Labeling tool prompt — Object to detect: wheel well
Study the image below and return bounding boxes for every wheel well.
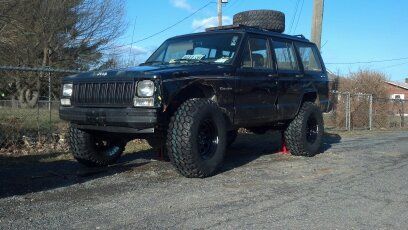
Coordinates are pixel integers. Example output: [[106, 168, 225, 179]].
[[166, 85, 215, 117], [302, 92, 318, 104], [164, 85, 233, 130], [295, 92, 318, 116]]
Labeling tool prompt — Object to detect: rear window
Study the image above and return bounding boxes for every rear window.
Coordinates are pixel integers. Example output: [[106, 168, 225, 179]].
[[273, 41, 299, 71], [297, 45, 322, 72]]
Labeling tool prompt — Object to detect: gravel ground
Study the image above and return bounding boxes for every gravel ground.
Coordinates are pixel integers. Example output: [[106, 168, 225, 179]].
[[0, 131, 408, 229]]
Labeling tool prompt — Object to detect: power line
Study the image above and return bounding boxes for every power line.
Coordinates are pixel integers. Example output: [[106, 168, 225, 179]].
[[112, 1, 215, 50], [292, 0, 305, 33], [288, 0, 301, 34], [379, 61, 408, 70], [128, 16, 138, 58], [326, 57, 408, 65], [224, 0, 242, 13]]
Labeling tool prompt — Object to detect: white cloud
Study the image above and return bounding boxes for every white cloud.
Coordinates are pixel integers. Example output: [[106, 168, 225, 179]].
[[170, 0, 193, 11], [128, 46, 150, 56], [192, 16, 232, 31], [116, 45, 150, 56]]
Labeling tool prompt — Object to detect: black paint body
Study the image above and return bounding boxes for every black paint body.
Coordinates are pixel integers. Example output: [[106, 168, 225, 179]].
[[60, 27, 330, 135]]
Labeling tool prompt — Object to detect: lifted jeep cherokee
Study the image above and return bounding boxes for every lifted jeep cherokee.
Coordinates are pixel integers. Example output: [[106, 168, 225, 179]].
[[60, 11, 330, 178]]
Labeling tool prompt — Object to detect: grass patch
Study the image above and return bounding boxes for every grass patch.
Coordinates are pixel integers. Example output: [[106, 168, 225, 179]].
[[0, 108, 62, 132]]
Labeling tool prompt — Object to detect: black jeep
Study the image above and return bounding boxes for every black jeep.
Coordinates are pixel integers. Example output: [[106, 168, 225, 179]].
[[60, 10, 330, 178]]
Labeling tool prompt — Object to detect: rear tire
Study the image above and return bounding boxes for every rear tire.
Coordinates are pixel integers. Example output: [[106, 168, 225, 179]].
[[68, 125, 126, 167], [284, 102, 324, 156], [167, 98, 227, 178]]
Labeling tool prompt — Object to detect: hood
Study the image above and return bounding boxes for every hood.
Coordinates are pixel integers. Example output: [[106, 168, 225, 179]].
[[63, 64, 234, 82]]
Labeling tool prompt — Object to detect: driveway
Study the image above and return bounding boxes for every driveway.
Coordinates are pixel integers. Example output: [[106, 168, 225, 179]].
[[1, 131, 407, 229]]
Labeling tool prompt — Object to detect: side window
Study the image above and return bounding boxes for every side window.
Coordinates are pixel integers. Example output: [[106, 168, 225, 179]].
[[297, 45, 322, 72], [273, 41, 299, 71], [241, 37, 271, 69]]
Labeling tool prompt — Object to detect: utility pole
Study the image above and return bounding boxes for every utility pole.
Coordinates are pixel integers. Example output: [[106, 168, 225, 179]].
[[217, 0, 223, 27], [311, 0, 324, 50]]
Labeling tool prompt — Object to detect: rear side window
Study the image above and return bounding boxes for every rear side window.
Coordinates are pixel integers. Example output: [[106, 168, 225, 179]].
[[273, 41, 299, 71], [241, 37, 271, 69], [297, 45, 322, 72]]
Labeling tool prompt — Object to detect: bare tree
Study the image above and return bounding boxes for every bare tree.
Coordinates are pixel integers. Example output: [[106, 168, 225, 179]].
[[0, 0, 126, 107], [335, 69, 390, 129]]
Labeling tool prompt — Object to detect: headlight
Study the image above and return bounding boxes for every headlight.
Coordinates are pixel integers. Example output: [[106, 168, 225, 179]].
[[60, 98, 71, 106], [137, 80, 155, 97], [62, 84, 73, 97]]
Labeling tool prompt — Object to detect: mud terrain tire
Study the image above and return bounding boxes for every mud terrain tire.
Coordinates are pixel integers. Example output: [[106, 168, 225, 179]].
[[167, 98, 227, 178], [68, 125, 126, 167], [233, 10, 285, 33], [284, 102, 324, 156], [227, 130, 238, 147], [146, 137, 169, 159]]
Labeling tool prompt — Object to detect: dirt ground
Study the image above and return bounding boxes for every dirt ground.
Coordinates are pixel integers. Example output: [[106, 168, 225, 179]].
[[0, 130, 408, 229]]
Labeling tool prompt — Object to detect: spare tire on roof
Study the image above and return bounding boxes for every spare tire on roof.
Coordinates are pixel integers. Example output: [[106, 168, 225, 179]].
[[233, 10, 285, 33]]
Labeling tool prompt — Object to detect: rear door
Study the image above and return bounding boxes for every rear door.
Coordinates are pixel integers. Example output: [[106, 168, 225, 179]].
[[271, 39, 304, 120], [295, 43, 329, 109], [234, 35, 279, 125]]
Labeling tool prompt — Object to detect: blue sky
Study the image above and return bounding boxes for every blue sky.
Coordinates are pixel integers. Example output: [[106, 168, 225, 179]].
[[116, 0, 408, 82]]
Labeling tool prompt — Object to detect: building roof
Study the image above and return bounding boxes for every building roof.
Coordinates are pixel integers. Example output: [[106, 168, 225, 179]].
[[385, 81, 408, 90]]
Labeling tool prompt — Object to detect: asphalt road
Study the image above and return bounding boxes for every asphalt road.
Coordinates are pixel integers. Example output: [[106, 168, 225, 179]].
[[1, 131, 408, 229]]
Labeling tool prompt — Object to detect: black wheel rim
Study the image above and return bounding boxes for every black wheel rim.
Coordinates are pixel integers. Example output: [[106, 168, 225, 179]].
[[197, 118, 218, 160], [306, 116, 319, 144]]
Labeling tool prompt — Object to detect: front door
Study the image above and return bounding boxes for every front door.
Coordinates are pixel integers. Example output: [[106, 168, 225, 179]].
[[234, 35, 279, 126]]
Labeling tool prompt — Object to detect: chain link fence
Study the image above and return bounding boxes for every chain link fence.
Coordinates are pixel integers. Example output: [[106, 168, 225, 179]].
[[0, 67, 76, 153], [1, 67, 407, 154], [324, 92, 407, 131]]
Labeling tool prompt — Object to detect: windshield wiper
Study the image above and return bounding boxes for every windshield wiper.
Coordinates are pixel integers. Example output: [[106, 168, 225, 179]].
[[140, 61, 166, 66]]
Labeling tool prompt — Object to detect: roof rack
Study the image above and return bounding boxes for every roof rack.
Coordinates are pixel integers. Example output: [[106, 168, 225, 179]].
[[205, 24, 244, 32], [293, 34, 306, 39], [206, 24, 273, 33], [205, 25, 308, 41]]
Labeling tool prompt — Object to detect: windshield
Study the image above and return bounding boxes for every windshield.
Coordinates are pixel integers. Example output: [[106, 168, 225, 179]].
[[145, 33, 242, 65]]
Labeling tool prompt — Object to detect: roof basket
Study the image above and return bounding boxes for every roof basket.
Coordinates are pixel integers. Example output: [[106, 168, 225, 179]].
[[205, 25, 308, 41], [205, 24, 241, 32], [205, 24, 272, 33]]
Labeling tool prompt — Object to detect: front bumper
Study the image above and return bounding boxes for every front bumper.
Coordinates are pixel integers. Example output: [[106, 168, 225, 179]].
[[59, 106, 157, 133]]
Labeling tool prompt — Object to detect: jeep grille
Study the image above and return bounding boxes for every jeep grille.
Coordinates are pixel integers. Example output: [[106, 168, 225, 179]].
[[71, 82, 135, 107]]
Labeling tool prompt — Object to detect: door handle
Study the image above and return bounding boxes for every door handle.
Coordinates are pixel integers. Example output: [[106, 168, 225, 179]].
[[295, 74, 304, 78], [268, 73, 278, 77]]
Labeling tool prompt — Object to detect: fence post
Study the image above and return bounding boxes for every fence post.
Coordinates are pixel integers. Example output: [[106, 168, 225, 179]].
[[37, 73, 41, 142], [345, 93, 349, 131], [369, 94, 373, 130], [346, 92, 351, 131], [402, 100, 405, 128], [48, 71, 51, 111], [48, 71, 52, 139]]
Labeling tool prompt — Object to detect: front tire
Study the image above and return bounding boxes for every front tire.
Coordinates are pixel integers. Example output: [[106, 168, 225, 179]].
[[284, 102, 324, 156], [146, 136, 168, 159], [167, 98, 227, 178], [227, 129, 238, 147], [68, 125, 126, 167]]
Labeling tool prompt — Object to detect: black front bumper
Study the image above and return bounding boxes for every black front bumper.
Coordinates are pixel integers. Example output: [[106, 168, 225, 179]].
[[59, 107, 158, 133]]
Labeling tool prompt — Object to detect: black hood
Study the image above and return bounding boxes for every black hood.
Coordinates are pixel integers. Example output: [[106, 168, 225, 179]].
[[63, 64, 234, 82]]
